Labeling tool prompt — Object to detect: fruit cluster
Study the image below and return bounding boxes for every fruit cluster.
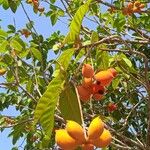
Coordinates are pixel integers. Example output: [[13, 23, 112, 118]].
[[122, 1, 145, 15], [20, 29, 31, 38], [77, 64, 117, 102], [55, 117, 112, 150], [27, 0, 45, 13], [107, 103, 117, 112]]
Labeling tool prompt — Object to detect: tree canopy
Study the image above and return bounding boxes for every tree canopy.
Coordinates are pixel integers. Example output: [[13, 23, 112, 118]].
[[0, 0, 150, 150]]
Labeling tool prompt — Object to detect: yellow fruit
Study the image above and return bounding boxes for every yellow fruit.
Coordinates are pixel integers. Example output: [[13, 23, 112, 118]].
[[139, 4, 145, 9], [55, 129, 79, 150], [91, 129, 112, 148], [134, 1, 141, 7], [77, 85, 91, 102], [132, 7, 141, 13], [82, 143, 94, 150], [66, 120, 86, 144], [82, 77, 93, 88], [88, 117, 104, 140], [107, 68, 117, 77], [82, 64, 94, 78], [94, 70, 114, 86], [0, 68, 6, 76]]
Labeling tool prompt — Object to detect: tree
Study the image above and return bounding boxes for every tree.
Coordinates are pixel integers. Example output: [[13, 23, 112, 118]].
[[0, 0, 150, 149]]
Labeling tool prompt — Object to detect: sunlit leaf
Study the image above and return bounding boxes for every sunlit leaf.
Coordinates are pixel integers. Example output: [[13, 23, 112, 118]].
[[30, 47, 42, 62], [59, 83, 82, 124], [34, 70, 66, 136], [0, 29, 8, 38], [56, 48, 75, 70], [34, 48, 74, 143], [63, 0, 92, 44]]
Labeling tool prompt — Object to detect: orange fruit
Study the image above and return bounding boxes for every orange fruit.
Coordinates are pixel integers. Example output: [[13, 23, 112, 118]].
[[134, 1, 141, 7], [127, 2, 134, 9], [82, 77, 93, 88], [82, 143, 94, 150], [77, 85, 91, 102], [88, 117, 104, 140], [92, 84, 105, 95], [107, 68, 117, 77], [66, 120, 86, 144], [92, 93, 103, 101], [55, 129, 79, 150], [133, 7, 141, 13], [107, 103, 117, 112], [139, 4, 145, 9], [91, 129, 112, 148], [94, 70, 114, 86], [82, 64, 94, 78]]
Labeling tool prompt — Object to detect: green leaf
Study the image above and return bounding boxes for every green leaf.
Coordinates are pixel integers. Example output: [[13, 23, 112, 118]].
[[34, 71, 65, 138], [2, 0, 9, 10], [63, 0, 92, 44], [0, 40, 9, 52], [8, 125, 24, 145], [0, 29, 8, 38], [8, 0, 19, 13], [59, 83, 82, 124], [112, 77, 120, 90], [75, 48, 85, 62], [56, 48, 75, 70], [34, 47, 74, 143], [41, 135, 51, 148], [10, 39, 23, 52], [91, 31, 99, 43], [30, 48, 42, 62], [96, 50, 109, 70], [8, 25, 16, 33], [122, 57, 132, 68], [50, 13, 57, 26]]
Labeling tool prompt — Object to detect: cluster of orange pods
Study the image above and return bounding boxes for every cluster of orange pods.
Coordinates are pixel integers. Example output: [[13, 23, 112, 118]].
[[27, 0, 45, 12], [122, 1, 145, 15], [55, 117, 112, 150], [77, 64, 117, 102]]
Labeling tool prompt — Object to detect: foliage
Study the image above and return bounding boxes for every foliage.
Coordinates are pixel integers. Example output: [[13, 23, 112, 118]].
[[0, 0, 150, 150]]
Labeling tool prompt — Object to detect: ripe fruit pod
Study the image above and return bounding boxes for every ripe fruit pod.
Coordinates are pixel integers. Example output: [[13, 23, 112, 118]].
[[107, 103, 117, 112], [82, 64, 94, 78], [91, 129, 112, 148], [132, 7, 141, 13], [94, 70, 114, 86], [107, 68, 117, 77], [134, 1, 141, 7], [139, 4, 145, 9], [0, 68, 6, 76], [92, 84, 105, 95], [92, 93, 103, 101], [82, 77, 93, 88], [88, 117, 104, 140], [77, 85, 91, 102], [55, 129, 79, 150], [82, 143, 94, 150], [66, 120, 86, 144], [127, 2, 134, 9]]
